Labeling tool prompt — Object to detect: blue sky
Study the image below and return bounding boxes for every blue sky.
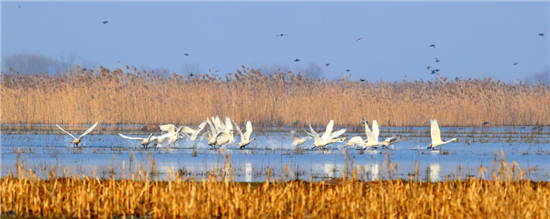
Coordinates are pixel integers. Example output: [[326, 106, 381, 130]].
[[1, 1, 549, 82]]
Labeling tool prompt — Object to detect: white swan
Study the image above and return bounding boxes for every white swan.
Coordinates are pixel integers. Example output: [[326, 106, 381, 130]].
[[291, 130, 309, 146], [346, 119, 382, 149], [427, 119, 458, 149], [380, 136, 411, 147], [308, 120, 347, 149], [156, 126, 184, 147], [370, 120, 409, 147], [201, 117, 219, 146], [159, 124, 198, 140], [200, 116, 235, 144], [55, 122, 98, 147], [345, 136, 368, 147], [118, 133, 156, 148], [213, 132, 232, 147], [233, 120, 255, 149]]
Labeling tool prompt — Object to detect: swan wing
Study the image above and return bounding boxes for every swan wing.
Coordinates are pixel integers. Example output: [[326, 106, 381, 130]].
[[79, 122, 98, 139], [308, 123, 322, 142], [224, 116, 233, 134], [383, 136, 398, 143], [209, 116, 217, 132], [304, 129, 317, 138], [149, 134, 161, 141], [364, 121, 377, 143], [321, 120, 334, 141], [201, 132, 212, 141], [55, 124, 78, 140], [213, 116, 223, 134], [206, 117, 217, 135], [389, 137, 410, 144], [181, 126, 196, 134], [329, 129, 346, 139], [189, 121, 207, 141], [157, 131, 177, 140], [232, 120, 245, 140], [159, 124, 176, 133], [346, 136, 365, 146], [118, 133, 146, 141], [430, 119, 442, 144], [372, 120, 380, 142], [244, 121, 253, 141], [290, 130, 300, 141]]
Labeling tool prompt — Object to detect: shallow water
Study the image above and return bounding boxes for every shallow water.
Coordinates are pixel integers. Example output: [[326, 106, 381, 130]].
[[1, 126, 549, 182]]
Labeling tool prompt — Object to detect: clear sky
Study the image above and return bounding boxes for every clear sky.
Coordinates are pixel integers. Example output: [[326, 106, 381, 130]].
[[1, 1, 549, 82]]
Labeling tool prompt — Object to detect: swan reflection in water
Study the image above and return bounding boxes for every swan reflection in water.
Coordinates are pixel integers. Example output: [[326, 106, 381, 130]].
[[245, 163, 252, 182], [364, 163, 380, 181], [429, 163, 441, 182]]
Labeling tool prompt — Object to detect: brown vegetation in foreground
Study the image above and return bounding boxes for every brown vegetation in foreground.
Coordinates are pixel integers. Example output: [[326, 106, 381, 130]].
[[2, 66, 549, 128], [2, 150, 549, 218]]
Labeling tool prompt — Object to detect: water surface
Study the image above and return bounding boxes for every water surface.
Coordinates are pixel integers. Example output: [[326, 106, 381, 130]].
[[1, 126, 549, 182]]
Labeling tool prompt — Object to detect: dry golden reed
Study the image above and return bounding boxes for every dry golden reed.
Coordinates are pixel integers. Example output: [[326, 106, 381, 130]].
[[2, 66, 549, 128], [2, 150, 549, 218]]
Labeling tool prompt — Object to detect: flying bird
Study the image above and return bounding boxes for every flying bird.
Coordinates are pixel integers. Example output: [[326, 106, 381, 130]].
[[119, 133, 157, 148], [294, 58, 300, 62], [307, 120, 347, 149], [277, 34, 288, 37], [18, 5, 22, 8], [102, 21, 108, 24], [345, 119, 383, 149], [435, 58, 440, 62], [56, 122, 98, 147], [513, 63, 518, 65], [184, 53, 189, 56], [427, 119, 458, 149], [291, 130, 309, 146], [325, 63, 330, 67], [346, 69, 351, 72], [539, 33, 544, 37], [427, 66, 431, 70], [233, 120, 255, 149], [482, 121, 490, 126], [359, 78, 366, 82], [429, 44, 436, 48], [356, 37, 363, 42]]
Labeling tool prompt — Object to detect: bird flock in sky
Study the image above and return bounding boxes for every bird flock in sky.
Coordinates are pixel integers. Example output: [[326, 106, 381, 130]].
[[12, 3, 547, 81], [55, 117, 457, 151], [176, 31, 546, 80]]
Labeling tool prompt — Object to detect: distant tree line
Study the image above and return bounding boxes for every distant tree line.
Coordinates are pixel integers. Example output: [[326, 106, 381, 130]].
[[2, 52, 80, 76]]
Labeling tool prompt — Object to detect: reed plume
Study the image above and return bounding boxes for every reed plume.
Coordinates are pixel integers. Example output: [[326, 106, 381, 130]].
[[2, 66, 549, 128]]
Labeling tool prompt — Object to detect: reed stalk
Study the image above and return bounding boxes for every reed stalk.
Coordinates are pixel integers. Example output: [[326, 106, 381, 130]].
[[2, 66, 549, 128], [1, 149, 549, 218]]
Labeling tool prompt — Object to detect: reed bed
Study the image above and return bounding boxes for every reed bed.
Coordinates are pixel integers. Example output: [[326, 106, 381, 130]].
[[2, 150, 549, 218], [2, 66, 549, 128]]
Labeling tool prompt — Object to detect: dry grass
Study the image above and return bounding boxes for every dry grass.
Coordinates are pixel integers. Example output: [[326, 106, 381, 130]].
[[2, 66, 549, 128], [2, 149, 549, 218]]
